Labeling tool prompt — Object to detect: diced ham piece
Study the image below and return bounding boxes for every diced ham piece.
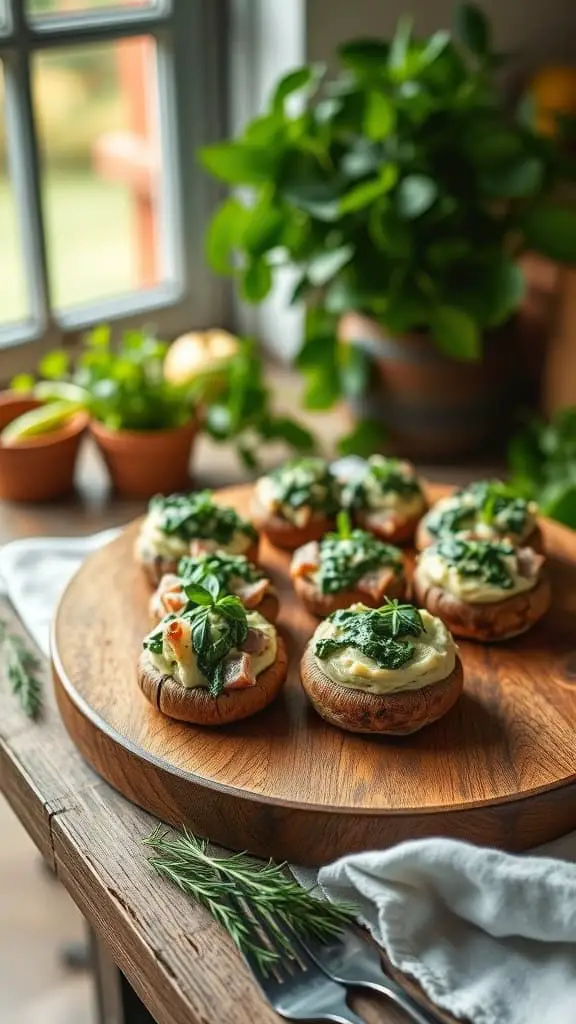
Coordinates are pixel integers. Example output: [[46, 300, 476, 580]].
[[165, 618, 191, 661], [364, 511, 395, 535], [357, 566, 397, 602], [517, 547, 544, 579], [150, 574, 187, 618], [290, 541, 321, 579], [222, 653, 256, 690], [242, 627, 269, 656], [236, 577, 270, 609], [188, 538, 219, 555]]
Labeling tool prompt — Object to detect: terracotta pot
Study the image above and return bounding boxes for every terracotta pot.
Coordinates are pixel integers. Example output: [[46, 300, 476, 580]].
[[339, 313, 518, 462], [0, 393, 88, 502], [90, 418, 198, 498]]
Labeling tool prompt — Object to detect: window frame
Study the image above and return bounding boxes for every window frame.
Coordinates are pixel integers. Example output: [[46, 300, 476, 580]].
[[0, 0, 231, 374]]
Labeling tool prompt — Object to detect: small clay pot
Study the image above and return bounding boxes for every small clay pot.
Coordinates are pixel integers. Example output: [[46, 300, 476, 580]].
[[0, 393, 88, 502], [90, 417, 197, 499]]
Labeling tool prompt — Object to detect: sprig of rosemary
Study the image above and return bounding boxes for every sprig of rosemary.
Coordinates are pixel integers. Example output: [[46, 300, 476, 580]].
[[143, 827, 355, 973], [0, 619, 42, 718]]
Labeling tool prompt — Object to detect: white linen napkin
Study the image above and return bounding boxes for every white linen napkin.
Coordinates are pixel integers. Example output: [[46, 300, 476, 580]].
[[1, 530, 576, 1024]]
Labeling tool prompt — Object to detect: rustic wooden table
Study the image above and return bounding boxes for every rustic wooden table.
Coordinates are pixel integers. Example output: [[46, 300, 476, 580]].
[[0, 416, 498, 1024]]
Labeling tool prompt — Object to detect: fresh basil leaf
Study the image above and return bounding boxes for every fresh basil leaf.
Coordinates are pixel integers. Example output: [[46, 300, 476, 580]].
[[183, 582, 214, 606], [217, 595, 248, 623], [203, 574, 222, 602]]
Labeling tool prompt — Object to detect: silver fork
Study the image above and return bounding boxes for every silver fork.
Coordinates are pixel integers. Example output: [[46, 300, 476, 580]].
[[237, 902, 366, 1024], [293, 926, 441, 1024]]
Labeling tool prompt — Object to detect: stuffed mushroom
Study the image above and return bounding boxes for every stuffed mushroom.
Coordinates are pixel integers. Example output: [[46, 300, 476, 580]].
[[300, 600, 463, 734], [413, 535, 550, 642], [149, 550, 279, 623], [339, 456, 426, 545], [252, 457, 340, 550], [290, 512, 407, 617], [135, 490, 258, 584], [139, 578, 287, 725], [416, 480, 540, 551]]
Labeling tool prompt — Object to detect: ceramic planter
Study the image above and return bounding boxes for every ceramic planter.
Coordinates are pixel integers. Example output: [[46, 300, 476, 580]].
[[90, 417, 198, 499], [339, 313, 517, 462], [0, 393, 88, 502]]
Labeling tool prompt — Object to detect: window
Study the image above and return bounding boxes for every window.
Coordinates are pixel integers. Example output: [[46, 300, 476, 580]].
[[0, 0, 229, 373]]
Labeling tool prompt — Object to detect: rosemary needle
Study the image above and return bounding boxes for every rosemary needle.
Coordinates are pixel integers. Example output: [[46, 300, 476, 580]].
[[143, 827, 355, 973], [0, 619, 42, 719]]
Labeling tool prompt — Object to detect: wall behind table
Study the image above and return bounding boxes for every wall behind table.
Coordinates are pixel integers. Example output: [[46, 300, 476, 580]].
[[307, 0, 576, 81]]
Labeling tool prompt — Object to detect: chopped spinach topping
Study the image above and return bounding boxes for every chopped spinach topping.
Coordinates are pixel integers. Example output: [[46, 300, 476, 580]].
[[143, 576, 249, 696], [426, 480, 531, 539], [267, 458, 340, 514], [149, 490, 257, 544], [342, 456, 423, 511], [314, 600, 423, 671], [316, 512, 402, 594], [178, 551, 262, 592], [435, 536, 516, 589]]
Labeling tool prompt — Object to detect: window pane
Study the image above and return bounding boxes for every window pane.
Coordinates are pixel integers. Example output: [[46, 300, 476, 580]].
[[33, 36, 165, 311], [0, 64, 28, 324], [27, 0, 158, 14]]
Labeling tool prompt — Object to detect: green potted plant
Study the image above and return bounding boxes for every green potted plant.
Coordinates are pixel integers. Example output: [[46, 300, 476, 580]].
[[200, 3, 576, 460], [11, 324, 315, 499]]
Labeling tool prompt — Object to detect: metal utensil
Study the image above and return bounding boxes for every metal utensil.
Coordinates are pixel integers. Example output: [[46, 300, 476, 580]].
[[295, 925, 442, 1024], [236, 902, 365, 1024]]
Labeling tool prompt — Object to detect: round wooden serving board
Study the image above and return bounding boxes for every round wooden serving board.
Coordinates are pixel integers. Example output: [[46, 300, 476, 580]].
[[52, 484, 576, 866]]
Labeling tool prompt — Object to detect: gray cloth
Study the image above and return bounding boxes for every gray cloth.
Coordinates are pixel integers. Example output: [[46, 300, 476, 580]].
[[2, 531, 576, 1024]]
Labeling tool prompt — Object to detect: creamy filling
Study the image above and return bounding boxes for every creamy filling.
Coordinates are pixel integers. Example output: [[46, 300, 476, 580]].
[[360, 476, 425, 518], [149, 610, 277, 689], [313, 608, 456, 695], [136, 507, 252, 561], [255, 475, 327, 527], [417, 549, 537, 604], [425, 494, 537, 542]]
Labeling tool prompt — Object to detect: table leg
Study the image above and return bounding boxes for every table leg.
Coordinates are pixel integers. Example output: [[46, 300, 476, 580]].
[[89, 928, 156, 1024]]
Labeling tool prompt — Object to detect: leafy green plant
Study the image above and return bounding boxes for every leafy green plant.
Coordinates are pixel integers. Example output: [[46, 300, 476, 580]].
[[15, 324, 191, 432], [12, 326, 316, 469], [200, 4, 576, 412], [508, 407, 576, 528]]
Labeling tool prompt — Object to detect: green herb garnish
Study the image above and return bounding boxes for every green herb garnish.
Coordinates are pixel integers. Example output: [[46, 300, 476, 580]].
[[267, 458, 340, 515], [316, 513, 402, 595], [150, 490, 257, 545], [342, 456, 422, 511], [178, 551, 262, 592], [143, 827, 355, 974], [426, 480, 531, 539], [143, 577, 249, 695], [0, 619, 42, 719], [435, 536, 515, 589], [314, 600, 423, 671]]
